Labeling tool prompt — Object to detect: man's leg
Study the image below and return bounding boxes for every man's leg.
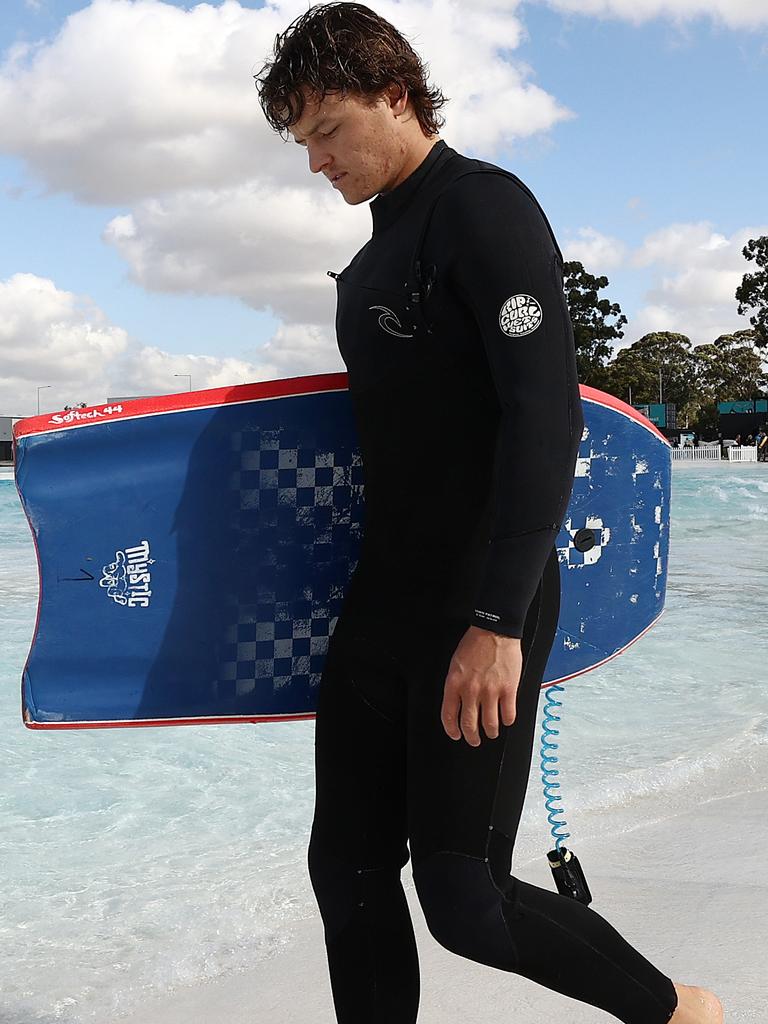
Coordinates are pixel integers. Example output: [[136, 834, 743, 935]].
[[407, 545, 680, 1024], [307, 615, 419, 1024]]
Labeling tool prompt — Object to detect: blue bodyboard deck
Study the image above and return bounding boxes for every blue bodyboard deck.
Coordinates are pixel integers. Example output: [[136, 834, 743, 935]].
[[12, 374, 671, 728]]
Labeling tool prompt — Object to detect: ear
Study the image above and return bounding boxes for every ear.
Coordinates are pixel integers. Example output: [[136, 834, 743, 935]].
[[387, 82, 409, 117]]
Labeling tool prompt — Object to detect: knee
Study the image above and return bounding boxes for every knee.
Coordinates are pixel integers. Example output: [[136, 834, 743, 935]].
[[412, 851, 518, 969], [307, 828, 409, 941], [307, 829, 363, 940]]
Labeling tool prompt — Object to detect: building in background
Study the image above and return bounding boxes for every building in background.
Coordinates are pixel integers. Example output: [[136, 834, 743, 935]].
[[0, 416, 22, 463], [718, 399, 768, 441], [632, 402, 677, 435]]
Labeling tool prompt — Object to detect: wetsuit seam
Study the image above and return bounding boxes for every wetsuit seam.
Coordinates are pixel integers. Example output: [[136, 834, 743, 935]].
[[485, 571, 544, 840], [349, 676, 400, 725], [483, 858, 522, 968], [517, 896, 675, 1016], [490, 525, 558, 541], [411, 849, 485, 873]]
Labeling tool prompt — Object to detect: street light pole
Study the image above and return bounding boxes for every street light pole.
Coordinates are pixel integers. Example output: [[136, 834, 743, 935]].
[[37, 385, 52, 415], [174, 374, 192, 392], [658, 368, 663, 405]]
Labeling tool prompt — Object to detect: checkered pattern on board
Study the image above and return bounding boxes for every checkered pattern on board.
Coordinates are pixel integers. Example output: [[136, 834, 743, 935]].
[[216, 426, 364, 702]]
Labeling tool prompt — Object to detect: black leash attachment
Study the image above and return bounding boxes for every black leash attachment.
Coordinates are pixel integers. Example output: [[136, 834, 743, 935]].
[[546, 845, 592, 905]]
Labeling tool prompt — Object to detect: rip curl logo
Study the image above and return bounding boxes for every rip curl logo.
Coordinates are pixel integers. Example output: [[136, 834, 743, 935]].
[[499, 294, 543, 337], [369, 305, 414, 339], [100, 539, 154, 608]]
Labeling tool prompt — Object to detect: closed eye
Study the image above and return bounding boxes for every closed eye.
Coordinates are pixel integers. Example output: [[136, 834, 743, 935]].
[[294, 125, 339, 146]]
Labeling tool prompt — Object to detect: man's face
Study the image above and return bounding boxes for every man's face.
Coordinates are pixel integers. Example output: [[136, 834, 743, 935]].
[[287, 86, 406, 204]]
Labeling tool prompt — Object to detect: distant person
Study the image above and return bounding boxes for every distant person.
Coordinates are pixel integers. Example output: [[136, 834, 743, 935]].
[[255, 5, 721, 1024]]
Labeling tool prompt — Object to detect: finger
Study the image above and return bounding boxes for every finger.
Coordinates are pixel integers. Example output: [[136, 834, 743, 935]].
[[460, 694, 481, 747], [499, 686, 518, 727], [441, 684, 462, 740], [482, 696, 500, 740]]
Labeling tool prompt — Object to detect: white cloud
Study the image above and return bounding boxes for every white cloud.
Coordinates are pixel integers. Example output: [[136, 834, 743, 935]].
[[562, 227, 627, 271], [624, 221, 768, 346], [103, 182, 367, 325], [0, 273, 128, 388], [540, 0, 768, 29], [0, 0, 574, 341], [0, 0, 572, 204], [0, 273, 343, 417]]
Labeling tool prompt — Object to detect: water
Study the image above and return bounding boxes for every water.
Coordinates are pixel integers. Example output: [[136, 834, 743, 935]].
[[1, 462, 767, 1021]]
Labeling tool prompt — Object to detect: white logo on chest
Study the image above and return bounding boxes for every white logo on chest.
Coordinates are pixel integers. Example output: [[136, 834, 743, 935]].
[[369, 305, 414, 339], [499, 294, 543, 337]]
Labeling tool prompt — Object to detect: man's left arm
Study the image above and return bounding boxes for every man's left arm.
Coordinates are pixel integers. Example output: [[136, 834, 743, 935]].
[[444, 171, 584, 639], [437, 171, 584, 744]]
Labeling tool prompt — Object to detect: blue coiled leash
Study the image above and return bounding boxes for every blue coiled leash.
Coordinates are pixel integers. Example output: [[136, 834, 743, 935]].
[[540, 682, 593, 905]]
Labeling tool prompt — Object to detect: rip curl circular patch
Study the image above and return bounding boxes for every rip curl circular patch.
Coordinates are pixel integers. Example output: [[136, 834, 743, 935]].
[[499, 294, 543, 337]]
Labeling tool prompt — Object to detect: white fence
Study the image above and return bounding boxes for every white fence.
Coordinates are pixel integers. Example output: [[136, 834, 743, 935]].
[[671, 446, 721, 461], [728, 446, 758, 462]]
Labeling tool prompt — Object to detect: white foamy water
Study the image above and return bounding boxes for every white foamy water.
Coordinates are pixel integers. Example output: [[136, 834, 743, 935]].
[[1, 461, 767, 1022]]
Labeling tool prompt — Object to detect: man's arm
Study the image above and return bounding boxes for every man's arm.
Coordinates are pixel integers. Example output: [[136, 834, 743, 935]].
[[442, 171, 584, 638]]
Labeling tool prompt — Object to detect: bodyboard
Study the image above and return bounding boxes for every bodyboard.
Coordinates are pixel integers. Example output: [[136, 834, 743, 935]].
[[12, 376, 671, 728]]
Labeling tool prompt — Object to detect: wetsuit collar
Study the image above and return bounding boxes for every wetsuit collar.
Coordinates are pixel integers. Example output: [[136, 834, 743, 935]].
[[370, 139, 450, 234]]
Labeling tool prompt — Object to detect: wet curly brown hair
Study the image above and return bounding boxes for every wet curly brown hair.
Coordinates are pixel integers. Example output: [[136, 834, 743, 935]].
[[254, 2, 448, 140]]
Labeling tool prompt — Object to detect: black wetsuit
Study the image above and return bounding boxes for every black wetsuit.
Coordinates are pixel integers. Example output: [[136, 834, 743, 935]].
[[309, 140, 678, 1024]]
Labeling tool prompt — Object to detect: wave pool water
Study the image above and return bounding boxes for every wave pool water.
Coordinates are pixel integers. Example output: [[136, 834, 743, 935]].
[[1, 461, 766, 1021]]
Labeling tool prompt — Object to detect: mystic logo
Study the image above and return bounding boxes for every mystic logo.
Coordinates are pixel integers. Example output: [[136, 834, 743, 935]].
[[49, 404, 124, 426], [499, 294, 543, 337], [369, 305, 414, 339], [100, 538, 154, 608]]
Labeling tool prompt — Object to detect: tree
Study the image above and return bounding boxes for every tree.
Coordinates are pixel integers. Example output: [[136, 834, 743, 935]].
[[562, 261, 628, 387], [736, 236, 768, 348], [602, 332, 699, 415], [692, 330, 768, 405]]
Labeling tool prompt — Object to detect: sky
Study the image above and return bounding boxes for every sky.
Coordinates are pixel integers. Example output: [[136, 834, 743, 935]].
[[1, 0, 766, 416]]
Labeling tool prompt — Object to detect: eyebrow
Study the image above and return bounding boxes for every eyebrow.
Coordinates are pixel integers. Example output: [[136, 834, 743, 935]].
[[292, 118, 330, 144]]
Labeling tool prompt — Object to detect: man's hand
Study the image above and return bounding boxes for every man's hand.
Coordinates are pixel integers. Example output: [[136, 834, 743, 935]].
[[441, 625, 523, 747]]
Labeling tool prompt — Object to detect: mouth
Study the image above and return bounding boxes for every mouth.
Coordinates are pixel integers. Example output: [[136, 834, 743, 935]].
[[331, 173, 346, 186]]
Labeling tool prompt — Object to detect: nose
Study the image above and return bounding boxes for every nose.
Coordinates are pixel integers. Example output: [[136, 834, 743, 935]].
[[307, 140, 331, 176]]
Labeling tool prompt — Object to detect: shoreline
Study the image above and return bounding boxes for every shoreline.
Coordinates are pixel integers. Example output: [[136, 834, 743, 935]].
[[115, 784, 766, 1024]]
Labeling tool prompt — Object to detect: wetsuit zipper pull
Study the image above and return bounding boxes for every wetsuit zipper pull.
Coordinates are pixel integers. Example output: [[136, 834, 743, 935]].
[[411, 261, 422, 303]]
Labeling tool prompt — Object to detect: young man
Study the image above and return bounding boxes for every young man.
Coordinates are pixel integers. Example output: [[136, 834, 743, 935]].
[[255, 5, 721, 1024]]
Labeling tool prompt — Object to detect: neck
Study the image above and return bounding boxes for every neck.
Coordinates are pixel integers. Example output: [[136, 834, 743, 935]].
[[382, 135, 441, 193]]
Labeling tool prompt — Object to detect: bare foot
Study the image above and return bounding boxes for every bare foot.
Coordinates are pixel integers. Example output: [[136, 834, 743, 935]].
[[669, 983, 724, 1023]]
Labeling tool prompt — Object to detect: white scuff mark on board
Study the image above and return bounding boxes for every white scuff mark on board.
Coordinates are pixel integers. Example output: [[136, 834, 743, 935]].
[[632, 457, 649, 482], [653, 540, 662, 579]]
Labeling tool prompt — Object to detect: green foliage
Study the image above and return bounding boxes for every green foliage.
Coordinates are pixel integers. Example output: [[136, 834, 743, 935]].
[[562, 261, 627, 386], [602, 332, 698, 408], [598, 329, 768, 433], [559, 247, 768, 434], [693, 330, 768, 403], [736, 236, 768, 349]]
